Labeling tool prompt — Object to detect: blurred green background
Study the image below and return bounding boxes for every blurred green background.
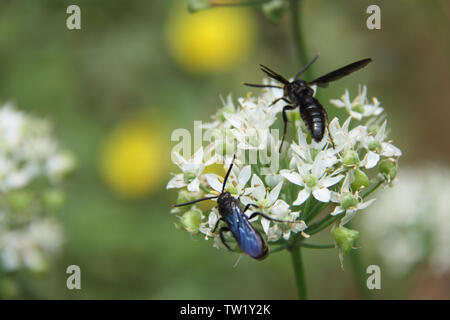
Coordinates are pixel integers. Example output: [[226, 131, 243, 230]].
[[0, 0, 449, 299]]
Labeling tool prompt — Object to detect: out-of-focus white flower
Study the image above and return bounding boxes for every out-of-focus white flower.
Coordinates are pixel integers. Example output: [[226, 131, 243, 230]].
[[0, 102, 73, 273], [0, 219, 63, 272], [359, 167, 450, 276]]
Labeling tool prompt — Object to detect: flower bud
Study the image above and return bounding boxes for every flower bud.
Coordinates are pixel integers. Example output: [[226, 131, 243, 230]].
[[177, 190, 197, 205], [181, 209, 202, 233], [341, 192, 359, 210], [379, 159, 398, 180], [351, 169, 370, 190], [42, 189, 66, 211], [8, 191, 32, 212], [262, 0, 286, 24], [368, 141, 382, 152], [333, 226, 360, 253], [183, 171, 196, 184], [343, 149, 359, 166]]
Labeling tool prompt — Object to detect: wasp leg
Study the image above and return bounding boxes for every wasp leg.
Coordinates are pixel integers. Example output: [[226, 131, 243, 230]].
[[246, 211, 300, 224], [212, 217, 225, 233], [218, 227, 232, 251], [243, 203, 259, 213], [280, 105, 297, 152], [269, 97, 290, 107]]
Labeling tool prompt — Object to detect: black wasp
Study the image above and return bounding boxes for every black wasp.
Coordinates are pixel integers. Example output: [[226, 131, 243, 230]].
[[174, 156, 300, 260], [243, 54, 372, 151]]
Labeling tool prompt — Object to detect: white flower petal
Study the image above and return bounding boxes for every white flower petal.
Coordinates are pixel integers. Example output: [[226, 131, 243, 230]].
[[166, 174, 185, 189], [312, 187, 331, 203], [381, 142, 402, 157], [268, 181, 283, 205], [238, 165, 251, 188], [364, 151, 380, 169], [251, 174, 266, 201], [358, 198, 376, 210], [293, 189, 310, 206], [321, 174, 344, 188], [261, 217, 271, 235], [187, 178, 200, 192], [280, 170, 304, 186], [205, 174, 223, 193]]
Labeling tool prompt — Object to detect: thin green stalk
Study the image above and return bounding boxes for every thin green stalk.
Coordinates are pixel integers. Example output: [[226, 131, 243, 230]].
[[305, 213, 339, 235], [271, 242, 334, 253], [290, 0, 311, 80], [361, 180, 383, 199], [289, 246, 307, 299], [345, 219, 372, 299], [288, 0, 312, 300]]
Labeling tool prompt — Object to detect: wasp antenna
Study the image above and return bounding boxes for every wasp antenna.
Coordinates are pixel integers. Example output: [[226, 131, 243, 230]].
[[295, 53, 320, 80], [242, 82, 282, 89], [259, 64, 289, 84], [222, 155, 236, 193], [173, 196, 218, 207]]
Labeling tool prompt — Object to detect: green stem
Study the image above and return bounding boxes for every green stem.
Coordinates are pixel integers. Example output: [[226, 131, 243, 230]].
[[361, 180, 383, 199], [306, 213, 339, 235], [290, 0, 311, 80], [289, 246, 307, 299], [346, 221, 372, 300], [271, 242, 334, 253]]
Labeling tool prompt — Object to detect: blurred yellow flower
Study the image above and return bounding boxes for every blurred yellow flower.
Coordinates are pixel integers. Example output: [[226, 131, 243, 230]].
[[100, 120, 167, 199], [167, 4, 256, 74]]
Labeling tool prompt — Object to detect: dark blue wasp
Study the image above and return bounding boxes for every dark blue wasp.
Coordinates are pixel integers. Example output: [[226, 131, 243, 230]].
[[174, 156, 300, 260]]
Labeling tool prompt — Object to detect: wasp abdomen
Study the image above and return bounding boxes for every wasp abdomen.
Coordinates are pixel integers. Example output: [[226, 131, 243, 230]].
[[300, 100, 326, 142]]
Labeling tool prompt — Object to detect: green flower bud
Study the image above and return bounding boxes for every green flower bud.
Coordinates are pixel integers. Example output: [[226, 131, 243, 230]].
[[379, 159, 398, 180], [343, 150, 359, 166], [183, 171, 196, 184], [305, 175, 318, 189], [262, 0, 286, 24], [352, 104, 364, 114], [187, 0, 211, 13], [368, 141, 382, 152], [333, 226, 360, 254], [351, 169, 370, 190], [181, 209, 202, 233], [226, 184, 238, 195], [8, 191, 33, 212], [177, 190, 197, 205], [42, 189, 66, 211], [341, 192, 359, 210]]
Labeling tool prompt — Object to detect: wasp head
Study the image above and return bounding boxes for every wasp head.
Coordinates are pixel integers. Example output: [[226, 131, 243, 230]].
[[285, 80, 313, 102]]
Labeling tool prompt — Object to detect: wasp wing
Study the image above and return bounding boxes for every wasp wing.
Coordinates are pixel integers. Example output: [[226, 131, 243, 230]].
[[227, 207, 268, 260], [309, 58, 372, 88]]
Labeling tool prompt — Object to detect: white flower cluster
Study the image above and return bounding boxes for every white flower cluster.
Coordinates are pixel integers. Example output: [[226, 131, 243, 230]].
[[167, 82, 401, 251], [359, 167, 450, 276], [0, 102, 75, 272]]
